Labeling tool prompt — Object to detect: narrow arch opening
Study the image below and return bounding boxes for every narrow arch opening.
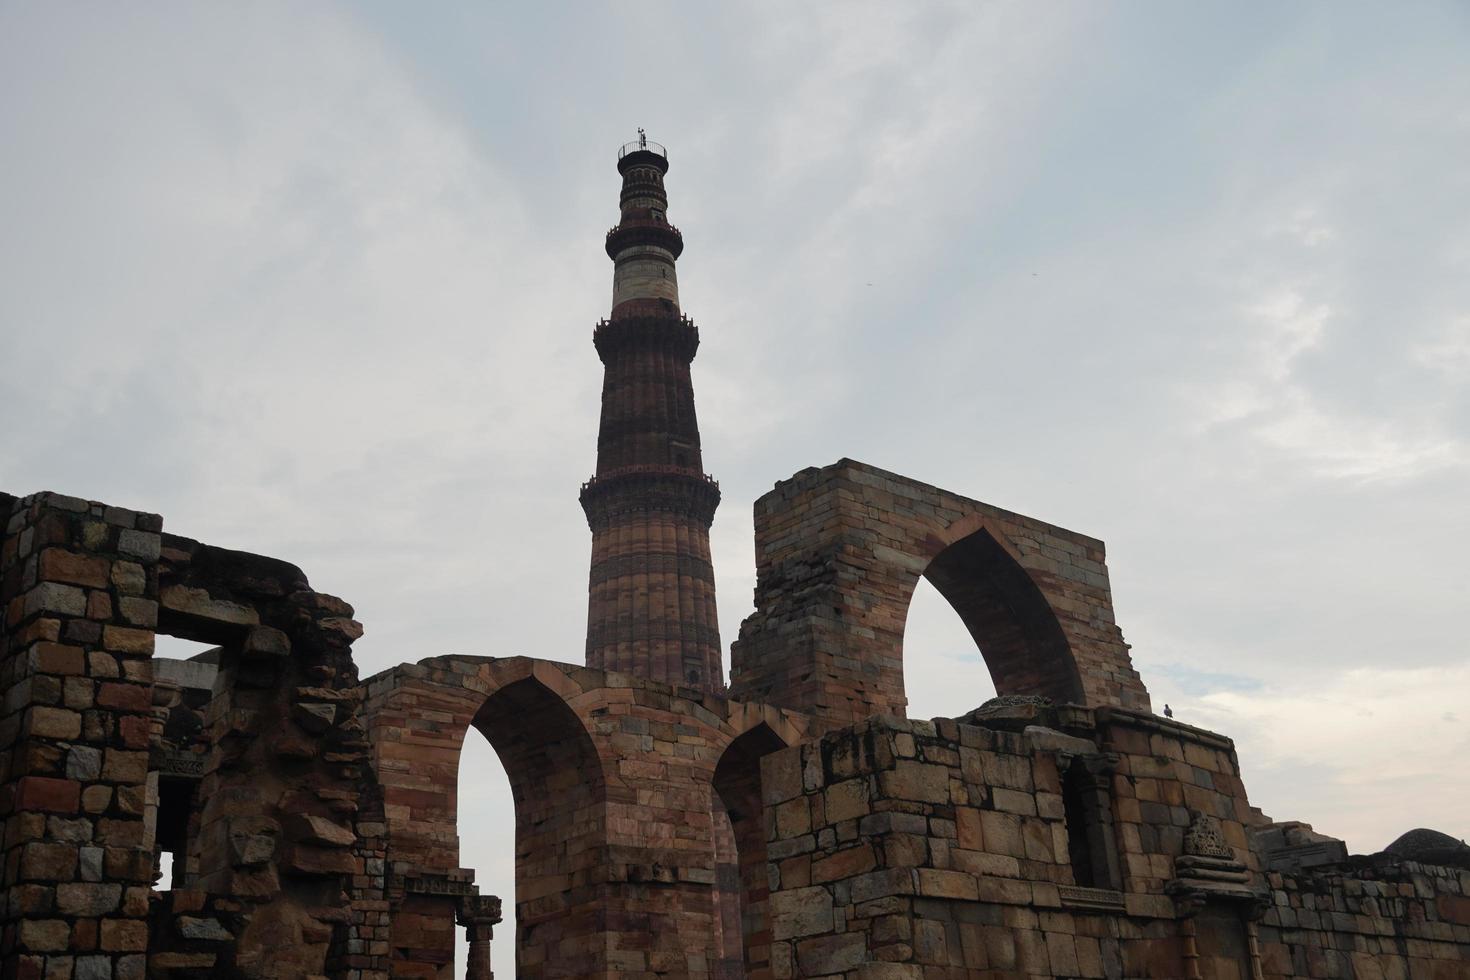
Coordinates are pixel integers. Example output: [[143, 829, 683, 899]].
[[469, 678, 606, 979], [903, 526, 1084, 711], [712, 724, 788, 977], [455, 726, 513, 979], [901, 576, 997, 719]]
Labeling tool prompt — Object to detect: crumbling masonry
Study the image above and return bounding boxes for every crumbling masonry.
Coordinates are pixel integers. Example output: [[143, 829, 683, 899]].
[[2, 139, 1467, 979]]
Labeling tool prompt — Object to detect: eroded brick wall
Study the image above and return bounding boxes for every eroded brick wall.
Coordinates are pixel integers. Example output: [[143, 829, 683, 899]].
[[729, 460, 1150, 733], [149, 532, 388, 979], [1, 493, 160, 980], [0, 491, 391, 979]]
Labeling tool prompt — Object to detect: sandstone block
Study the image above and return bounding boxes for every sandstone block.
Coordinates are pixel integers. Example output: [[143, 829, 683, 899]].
[[770, 885, 835, 940], [86, 589, 112, 620], [101, 627, 153, 656], [100, 918, 148, 952], [797, 932, 867, 974], [243, 625, 291, 658], [96, 682, 150, 712], [102, 749, 149, 784], [31, 642, 86, 675], [763, 751, 804, 807], [16, 776, 81, 814], [20, 842, 77, 881], [160, 585, 258, 625], [28, 706, 82, 740], [775, 798, 811, 839], [825, 777, 871, 823], [850, 868, 917, 904], [991, 787, 1037, 816], [293, 701, 337, 733], [116, 529, 160, 561], [177, 916, 233, 941], [284, 813, 356, 848], [46, 816, 93, 843], [878, 759, 951, 804], [280, 844, 358, 876], [81, 785, 112, 813], [812, 843, 877, 883], [117, 597, 157, 627], [18, 919, 71, 952], [26, 582, 87, 617], [110, 561, 146, 595], [917, 868, 979, 900], [56, 882, 121, 916]]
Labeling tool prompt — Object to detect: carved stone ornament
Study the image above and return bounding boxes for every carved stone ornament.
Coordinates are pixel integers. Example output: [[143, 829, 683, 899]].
[[1183, 809, 1235, 860]]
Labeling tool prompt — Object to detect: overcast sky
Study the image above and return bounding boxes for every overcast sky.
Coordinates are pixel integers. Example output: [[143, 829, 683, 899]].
[[3, 4, 1468, 975]]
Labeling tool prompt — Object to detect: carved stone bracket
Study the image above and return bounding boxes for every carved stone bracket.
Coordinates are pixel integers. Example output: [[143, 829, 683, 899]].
[[1167, 810, 1270, 920]]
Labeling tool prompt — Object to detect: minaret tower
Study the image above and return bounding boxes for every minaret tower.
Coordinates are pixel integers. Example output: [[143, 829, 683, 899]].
[[580, 133, 723, 691]]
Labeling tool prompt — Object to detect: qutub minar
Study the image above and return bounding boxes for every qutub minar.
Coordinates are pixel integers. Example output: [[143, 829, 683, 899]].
[[0, 136, 1465, 980], [580, 130, 724, 693]]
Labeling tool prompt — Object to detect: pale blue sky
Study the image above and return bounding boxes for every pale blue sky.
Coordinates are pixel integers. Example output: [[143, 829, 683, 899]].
[[3, 4, 1467, 975]]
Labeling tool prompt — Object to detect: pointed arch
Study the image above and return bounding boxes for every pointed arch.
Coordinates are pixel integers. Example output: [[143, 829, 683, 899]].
[[363, 658, 611, 978], [472, 676, 607, 973], [910, 523, 1084, 705]]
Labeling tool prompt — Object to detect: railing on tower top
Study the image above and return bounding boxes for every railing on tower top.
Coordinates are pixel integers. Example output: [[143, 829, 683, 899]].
[[619, 139, 667, 159]]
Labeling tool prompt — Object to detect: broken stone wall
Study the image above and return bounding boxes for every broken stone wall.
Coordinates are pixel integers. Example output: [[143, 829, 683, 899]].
[[0, 491, 390, 979], [1256, 860, 1470, 979], [729, 459, 1150, 734], [760, 713, 1190, 978], [148, 530, 388, 978], [1, 493, 160, 980], [758, 710, 1470, 978]]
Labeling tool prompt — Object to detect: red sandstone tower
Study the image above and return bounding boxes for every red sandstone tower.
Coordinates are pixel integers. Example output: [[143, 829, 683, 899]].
[[580, 133, 723, 691]]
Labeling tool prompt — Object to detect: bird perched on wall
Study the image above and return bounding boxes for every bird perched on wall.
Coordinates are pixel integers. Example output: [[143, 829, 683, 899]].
[[1164, 704, 1173, 718]]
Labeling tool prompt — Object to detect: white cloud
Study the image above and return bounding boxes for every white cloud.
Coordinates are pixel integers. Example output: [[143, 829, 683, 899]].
[[1413, 316, 1470, 377], [1179, 662, 1470, 852]]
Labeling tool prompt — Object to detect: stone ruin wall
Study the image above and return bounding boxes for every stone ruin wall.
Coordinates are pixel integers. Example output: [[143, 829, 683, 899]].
[[2, 463, 1468, 979], [361, 655, 812, 977], [758, 711, 1470, 979], [0, 491, 390, 979]]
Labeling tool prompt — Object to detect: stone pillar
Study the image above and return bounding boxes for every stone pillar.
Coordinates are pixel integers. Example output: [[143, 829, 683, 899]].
[[0, 494, 160, 980], [457, 895, 502, 980]]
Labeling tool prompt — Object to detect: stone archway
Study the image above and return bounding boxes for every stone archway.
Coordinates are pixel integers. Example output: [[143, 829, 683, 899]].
[[472, 676, 606, 974], [363, 657, 610, 979], [909, 524, 1084, 706], [730, 459, 1150, 731], [362, 657, 813, 980]]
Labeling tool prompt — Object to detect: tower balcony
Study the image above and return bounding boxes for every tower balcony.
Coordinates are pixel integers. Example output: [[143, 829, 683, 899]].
[[579, 465, 721, 530], [593, 314, 700, 363], [619, 139, 667, 159], [606, 219, 684, 259], [617, 141, 669, 176]]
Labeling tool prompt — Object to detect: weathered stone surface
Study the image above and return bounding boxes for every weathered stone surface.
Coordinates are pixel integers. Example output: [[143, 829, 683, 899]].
[[770, 886, 834, 940], [292, 701, 337, 733], [284, 813, 356, 848]]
